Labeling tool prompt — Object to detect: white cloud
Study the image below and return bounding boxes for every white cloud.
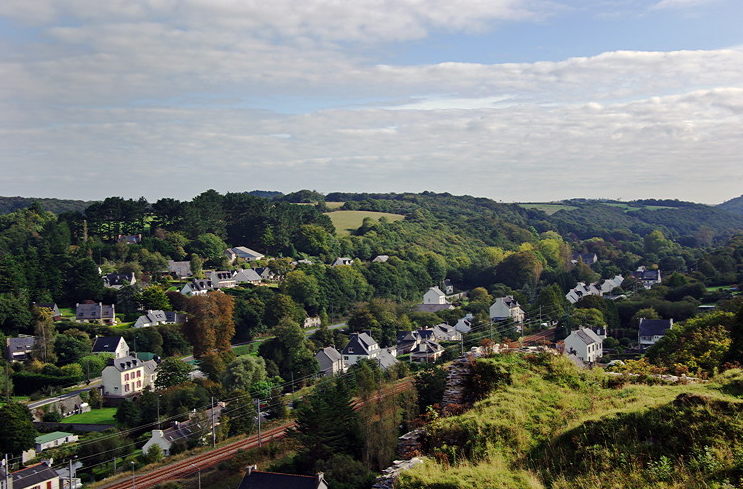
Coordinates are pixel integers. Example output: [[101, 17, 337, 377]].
[[651, 0, 721, 10]]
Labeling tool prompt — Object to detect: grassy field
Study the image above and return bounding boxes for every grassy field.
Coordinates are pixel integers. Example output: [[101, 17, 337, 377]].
[[517, 203, 578, 215], [325, 210, 404, 236], [397, 354, 743, 489], [604, 202, 676, 212], [325, 201, 345, 210], [64, 407, 118, 424]]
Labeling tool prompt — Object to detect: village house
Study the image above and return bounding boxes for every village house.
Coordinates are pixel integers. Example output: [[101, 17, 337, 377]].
[[6, 335, 36, 362], [232, 268, 262, 285], [455, 314, 473, 334], [225, 246, 265, 262], [100, 355, 158, 404], [2, 461, 60, 489], [209, 270, 237, 289], [638, 318, 674, 348], [167, 260, 192, 279], [489, 296, 525, 324], [303, 315, 322, 329], [180, 279, 215, 296], [237, 466, 327, 489], [34, 303, 62, 321], [571, 253, 598, 266], [117, 234, 142, 244], [102, 272, 136, 289], [342, 332, 397, 369], [409, 339, 445, 363], [372, 255, 389, 263], [415, 287, 454, 313], [564, 328, 603, 364], [332, 257, 354, 267], [75, 302, 116, 325], [35, 432, 78, 452], [92, 336, 129, 359], [133, 310, 168, 329], [633, 266, 662, 289], [396, 331, 422, 355], [142, 404, 223, 456], [315, 346, 345, 377]]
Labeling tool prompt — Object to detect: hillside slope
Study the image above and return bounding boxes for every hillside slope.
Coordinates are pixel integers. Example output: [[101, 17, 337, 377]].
[[398, 353, 743, 489], [719, 194, 743, 216]]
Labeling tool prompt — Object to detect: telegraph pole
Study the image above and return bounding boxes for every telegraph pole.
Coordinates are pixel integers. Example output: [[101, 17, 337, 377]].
[[256, 399, 262, 448], [211, 396, 216, 448]]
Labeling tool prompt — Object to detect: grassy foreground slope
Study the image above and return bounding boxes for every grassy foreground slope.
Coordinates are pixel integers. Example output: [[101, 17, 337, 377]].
[[399, 354, 743, 489]]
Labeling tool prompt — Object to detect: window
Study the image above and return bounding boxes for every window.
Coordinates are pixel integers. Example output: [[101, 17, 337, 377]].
[[137, 381, 141, 388], [125, 373, 129, 381], [125, 384, 130, 392], [137, 370, 142, 378]]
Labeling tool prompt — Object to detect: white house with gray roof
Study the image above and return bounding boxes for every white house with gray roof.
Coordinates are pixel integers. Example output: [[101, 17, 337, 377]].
[[490, 296, 525, 324], [315, 347, 345, 377], [564, 328, 603, 364]]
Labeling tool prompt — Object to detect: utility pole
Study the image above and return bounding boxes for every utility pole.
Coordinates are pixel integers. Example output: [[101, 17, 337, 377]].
[[130, 461, 136, 489], [4, 454, 10, 489], [211, 396, 216, 448], [68, 458, 73, 489], [190, 464, 201, 489], [256, 399, 262, 448]]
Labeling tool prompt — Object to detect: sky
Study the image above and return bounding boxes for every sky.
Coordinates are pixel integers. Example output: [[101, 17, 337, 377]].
[[1, 0, 742, 205]]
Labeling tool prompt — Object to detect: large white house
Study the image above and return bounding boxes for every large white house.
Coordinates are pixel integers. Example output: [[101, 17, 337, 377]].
[[423, 287, 447, 305], [564, 328, 603, 364], [100, 355, 158, 403], [489, 296, 525, 324]]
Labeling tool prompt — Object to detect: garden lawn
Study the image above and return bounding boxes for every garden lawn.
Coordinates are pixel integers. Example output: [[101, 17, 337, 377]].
[[64, 407, 118, 424]]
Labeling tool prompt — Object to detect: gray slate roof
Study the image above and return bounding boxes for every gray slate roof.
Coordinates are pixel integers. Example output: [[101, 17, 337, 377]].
[[10, 462, 59, 489], [92, 336, 124, 353], [343, 332, 377, 356], [639, 318, 673, 337], [238, 470, 326, 489]]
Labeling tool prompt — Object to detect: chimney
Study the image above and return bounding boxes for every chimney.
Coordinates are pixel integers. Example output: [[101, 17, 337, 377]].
[[246, 465, 257, 475], [316, 472, 325, 484]]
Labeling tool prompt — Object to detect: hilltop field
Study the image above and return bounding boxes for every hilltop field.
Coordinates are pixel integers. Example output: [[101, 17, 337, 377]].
[[325, 209, 405, 236]]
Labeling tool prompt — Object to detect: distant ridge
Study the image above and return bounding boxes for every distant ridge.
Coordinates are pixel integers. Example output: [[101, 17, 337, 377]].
[[0, 196, 95, 215], [718, 194, 743, 216]]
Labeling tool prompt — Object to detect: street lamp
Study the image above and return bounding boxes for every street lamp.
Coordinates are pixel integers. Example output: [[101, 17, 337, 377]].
[[190, 463, 201, 489], [130, 461, 136, 489]]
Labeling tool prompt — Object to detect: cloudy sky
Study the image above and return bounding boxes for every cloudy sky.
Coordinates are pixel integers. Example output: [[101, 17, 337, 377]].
[[1, 0, 742, 204]]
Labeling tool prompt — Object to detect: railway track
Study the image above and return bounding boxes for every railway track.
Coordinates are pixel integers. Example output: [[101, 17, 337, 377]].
[[97, 379, 412, 488]]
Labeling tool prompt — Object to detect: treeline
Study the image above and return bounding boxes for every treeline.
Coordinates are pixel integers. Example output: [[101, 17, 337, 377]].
[[0, 196, 94, 215]]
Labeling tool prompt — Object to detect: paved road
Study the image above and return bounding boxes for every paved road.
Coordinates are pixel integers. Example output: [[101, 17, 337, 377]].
[[27, 379, 102, 409]]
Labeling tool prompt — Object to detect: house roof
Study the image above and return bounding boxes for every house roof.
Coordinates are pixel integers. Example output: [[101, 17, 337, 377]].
[[639, 318, 673, 337], [342, 332, 377, 356], [165, 311, 187, 323], [92, 336, 125, 353], [77, 302, 115, 319], [233, 268, 262, 282], [377, 349, 398, 369], [168, 260, 192, 277], [35, 431, 74, 444], [316, 347, 342, 363], [231, 246, 264, 259], [238, 470, 325, 489], [103, 272, 135, 286], [10, 462, 59, 489], [570, 328, 602, 345], [414, 304, 454, 313], [426, 286, 445, 297], [7, 336, 36, 351], [108, 355, 143, 372]]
